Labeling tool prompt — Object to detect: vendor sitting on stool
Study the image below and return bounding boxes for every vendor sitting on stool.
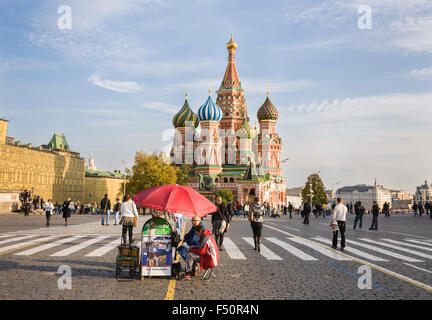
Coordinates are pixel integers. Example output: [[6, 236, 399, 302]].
[[182, 224, 219, 280], [178, 216, 207, 260]]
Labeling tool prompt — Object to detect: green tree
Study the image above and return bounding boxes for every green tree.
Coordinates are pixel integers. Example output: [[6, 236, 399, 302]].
[[301, 173, 327, 205], [176, 164, 192, 186], [215, 189, 234, 204], [123, 152, 178, 195]]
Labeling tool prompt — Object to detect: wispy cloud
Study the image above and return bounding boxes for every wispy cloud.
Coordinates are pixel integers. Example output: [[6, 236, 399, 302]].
[[282, 0, 432, 54], [407, 67, 432, 80], [141, 101, 179, 114], [87, 74, 144, 93]]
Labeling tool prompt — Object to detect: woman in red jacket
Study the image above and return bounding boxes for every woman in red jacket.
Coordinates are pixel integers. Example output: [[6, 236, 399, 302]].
[[183, 224, 219, 280]]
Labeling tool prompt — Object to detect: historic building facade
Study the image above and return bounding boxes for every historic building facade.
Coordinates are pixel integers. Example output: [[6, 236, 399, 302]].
[[414, 180, 432, 207], [171, 36, 286, 206], [0, 118, 123, 209]]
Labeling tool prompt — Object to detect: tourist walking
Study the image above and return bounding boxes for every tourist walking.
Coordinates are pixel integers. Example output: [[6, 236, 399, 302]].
[[413, 202, 418, 216], [44, 199, 54, 227], [288, 202, 293, 219], [303, 200, 311, 224], [418, 203, 424, 216], [100, 194, 111, 226], [120, 194, 138, 244], [62, 197, 72, 226], [243, 202, 250, 218], [353, 201, 365, 229], [212, 196, 228, 250], [369, 201, 379, 230], [113, 198, 121, 225], [249, 197, 265, 252], [383, 202, 390, 217], [330, 197, 347, 250]]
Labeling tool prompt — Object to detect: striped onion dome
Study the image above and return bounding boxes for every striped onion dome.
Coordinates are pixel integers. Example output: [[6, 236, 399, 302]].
[[172, 96, 199, 128], [235, 116, 257, 139], [257, 95, 278, 121], [197, 93, 223, 122]]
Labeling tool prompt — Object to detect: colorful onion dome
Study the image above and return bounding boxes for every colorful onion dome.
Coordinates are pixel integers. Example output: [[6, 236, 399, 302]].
[[226, 33, 237, 50], [172, 94, 199, 128], [257, 93, 278, 121], [236, 116, 257, 139], [197, 91, 223, 122]]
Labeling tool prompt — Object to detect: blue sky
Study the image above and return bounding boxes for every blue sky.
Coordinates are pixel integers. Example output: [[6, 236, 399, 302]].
[[0, 0, 431, 193]]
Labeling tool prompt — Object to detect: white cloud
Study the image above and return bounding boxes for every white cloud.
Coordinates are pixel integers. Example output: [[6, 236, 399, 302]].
[[282, 0, 432, 54], [87, 74, 143, 93], [407, 67, 432, 80], [277, 91, 432, 191]]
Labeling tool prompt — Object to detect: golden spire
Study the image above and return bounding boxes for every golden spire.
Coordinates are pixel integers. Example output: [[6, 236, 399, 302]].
[[185, 90, 188, 100], [209, 88, 211, 96], [226, 33, 237, 50]]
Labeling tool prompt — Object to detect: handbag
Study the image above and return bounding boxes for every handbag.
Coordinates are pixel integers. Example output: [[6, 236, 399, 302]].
[[133, 215, 138, 227], [248, 210, 254, 222]]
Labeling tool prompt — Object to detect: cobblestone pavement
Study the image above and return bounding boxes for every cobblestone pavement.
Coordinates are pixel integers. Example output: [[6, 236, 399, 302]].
[[0, 212, 431, 300]]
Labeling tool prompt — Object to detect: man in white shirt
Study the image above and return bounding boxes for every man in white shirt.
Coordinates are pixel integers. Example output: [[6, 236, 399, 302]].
[[330, 197, 347, 250]]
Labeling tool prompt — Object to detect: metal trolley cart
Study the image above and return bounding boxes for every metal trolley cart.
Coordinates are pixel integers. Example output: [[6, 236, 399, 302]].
[[140, 217, 180, 279], [115, 239, 140, 281]]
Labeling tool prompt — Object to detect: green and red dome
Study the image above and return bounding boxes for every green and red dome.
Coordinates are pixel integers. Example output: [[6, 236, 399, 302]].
[[257, 96, 278, 121], [172, 97, 199, 128]]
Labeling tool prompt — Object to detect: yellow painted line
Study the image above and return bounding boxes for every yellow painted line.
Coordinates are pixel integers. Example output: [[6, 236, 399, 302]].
[[264, 224, 432, 293], [164, 222, 187, 300]]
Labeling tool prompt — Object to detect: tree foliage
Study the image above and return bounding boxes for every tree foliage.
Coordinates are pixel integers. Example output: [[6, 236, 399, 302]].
[[123, 152, 178, 195], [176, 164, 192, 186], [301, 173, 327, 205], [215, 189, 234, 204]]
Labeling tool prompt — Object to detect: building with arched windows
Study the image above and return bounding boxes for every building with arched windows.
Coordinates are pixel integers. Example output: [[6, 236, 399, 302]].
[[171, 36, 286, 206]]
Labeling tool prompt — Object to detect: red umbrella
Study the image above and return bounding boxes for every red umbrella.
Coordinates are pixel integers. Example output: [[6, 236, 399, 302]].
[[133, 184, 217, 218]]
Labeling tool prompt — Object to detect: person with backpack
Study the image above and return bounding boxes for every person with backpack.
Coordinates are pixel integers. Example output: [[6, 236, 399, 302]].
[[353, 201, 365, 229], [369, 201, 380, 230], [249, 197, 265, 252]]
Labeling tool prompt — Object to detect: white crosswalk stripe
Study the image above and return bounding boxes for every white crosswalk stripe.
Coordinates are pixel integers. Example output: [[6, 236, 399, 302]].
[[14, 235, 86, 256], [242, 237, 283, 260], [50, 235, 110, 257], [86, 238, 121, 257], [0, 235, 39, 245], [221, 237, 246, 260], [266, 237, 318, 261], [0, 235, 60, 254], [312, 237, 388, 262], [405, 239, 432, 248], [287, 237, 351, 261], [381, 239, 432, 252], [345, 239, 423, 262], [359, 238, 432, 260]]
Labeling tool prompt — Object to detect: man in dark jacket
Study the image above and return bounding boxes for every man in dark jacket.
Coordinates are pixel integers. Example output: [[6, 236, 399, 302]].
[[353, 201, 365, 229], [100, 194, 111, 226], [383, 202, 390, 217], [303, 200, 311, 224], [369, 201, 379, 230], [288, 202, 293, 219], [212, 196, 228, 250]]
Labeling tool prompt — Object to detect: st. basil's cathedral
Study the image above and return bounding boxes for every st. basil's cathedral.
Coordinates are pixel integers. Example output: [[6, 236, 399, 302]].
[[171, 35, 286, 206]]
